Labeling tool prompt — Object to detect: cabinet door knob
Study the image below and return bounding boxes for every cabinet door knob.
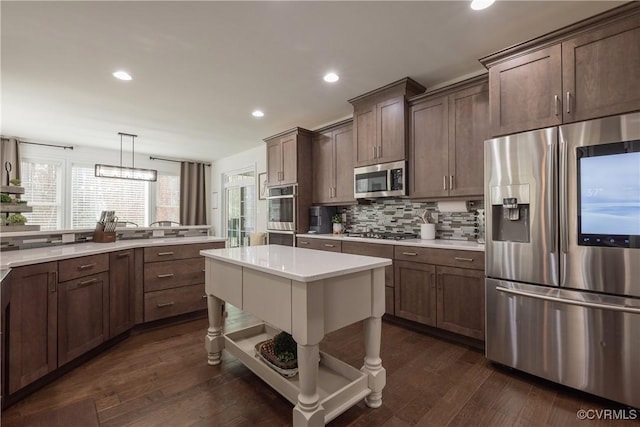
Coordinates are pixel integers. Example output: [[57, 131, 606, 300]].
[[157, 302, 175, 308], [78, 278, 98, 287]]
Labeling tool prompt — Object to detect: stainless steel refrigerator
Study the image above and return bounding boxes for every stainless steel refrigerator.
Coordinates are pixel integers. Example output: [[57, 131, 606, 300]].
[[485, 112, 640, 408]]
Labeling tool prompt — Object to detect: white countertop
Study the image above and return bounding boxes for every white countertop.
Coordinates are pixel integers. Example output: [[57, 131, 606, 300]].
[[0, 236, 226, 270], [201, 245, 392, 283], [0, 225, 211, 238], [296, 233, 485, 252]]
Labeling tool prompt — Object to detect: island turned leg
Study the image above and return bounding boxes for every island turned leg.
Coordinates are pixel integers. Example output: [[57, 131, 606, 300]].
[[204, 294, 225, 365], [293, 343, 324, 427], [362, 316, 386, 408]]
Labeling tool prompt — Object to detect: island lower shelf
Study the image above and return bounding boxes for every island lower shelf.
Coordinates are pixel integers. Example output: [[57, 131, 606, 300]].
[[224, 323, 371, 424]]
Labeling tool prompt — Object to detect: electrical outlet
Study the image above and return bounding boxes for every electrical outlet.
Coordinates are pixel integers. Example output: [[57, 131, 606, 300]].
[[152, 229, 165, 238], [62, 233, 75, 244]]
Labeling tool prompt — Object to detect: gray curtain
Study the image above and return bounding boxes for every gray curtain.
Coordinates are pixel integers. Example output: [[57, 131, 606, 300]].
[[0, 137, 21, 186], [180, 161, 207, 225]]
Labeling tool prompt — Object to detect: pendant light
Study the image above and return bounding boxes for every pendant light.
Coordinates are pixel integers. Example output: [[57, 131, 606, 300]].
[[95, 132, 157, 182]]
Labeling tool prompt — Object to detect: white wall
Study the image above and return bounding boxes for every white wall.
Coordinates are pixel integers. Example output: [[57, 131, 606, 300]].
[[210, 144, 266, 237]]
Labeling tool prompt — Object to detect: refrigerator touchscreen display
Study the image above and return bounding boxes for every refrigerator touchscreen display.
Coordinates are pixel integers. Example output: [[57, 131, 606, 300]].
[[577, 141, 640, 248]]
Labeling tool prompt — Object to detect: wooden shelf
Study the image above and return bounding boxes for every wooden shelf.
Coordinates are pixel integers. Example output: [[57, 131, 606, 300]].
[[0, 185, 25, 194], [224, 323, 370, 424], [1, 204, 33, 213], [0, 224, 40, 232]]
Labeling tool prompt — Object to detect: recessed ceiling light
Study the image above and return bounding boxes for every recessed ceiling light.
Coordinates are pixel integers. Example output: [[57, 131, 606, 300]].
[[470, 0, 495, 10], [112, 70, 133, 81], [323, 72, 339, 83], [252, 110, 265, 118]]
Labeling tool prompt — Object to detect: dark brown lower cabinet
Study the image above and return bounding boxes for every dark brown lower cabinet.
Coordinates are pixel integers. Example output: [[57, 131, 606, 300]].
[[393, 261, 436, 326], [109, 249, 135, 338], [436, 266, 485, 340], [58, 272, 109, 365], [6, 262, 58, 395]]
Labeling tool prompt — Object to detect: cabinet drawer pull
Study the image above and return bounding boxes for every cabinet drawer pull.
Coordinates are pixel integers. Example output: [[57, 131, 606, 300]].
[[454, 257, 474, 262], [566, 91, 571, 114], [117, 252, 130, 258], [157, 273, 174, 278], [77, 263, 96, 270], [299, 241, 309, 245], [157, 302, 175, 308], [78, 278, 98, 287], [449, 175, 454, 191], [443, 176, 447, 191], [402, 252, 417, 256], [554, 95, 559, 116], [157, 251, 174, 256], [324, 244, 335, 248]]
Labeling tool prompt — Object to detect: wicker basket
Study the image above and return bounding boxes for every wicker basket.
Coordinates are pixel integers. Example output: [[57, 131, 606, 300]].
[[255, 339, 298, 378]]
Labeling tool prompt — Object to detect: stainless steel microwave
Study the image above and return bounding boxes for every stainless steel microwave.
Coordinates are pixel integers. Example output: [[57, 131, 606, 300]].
[[354, 160, 406, 198]]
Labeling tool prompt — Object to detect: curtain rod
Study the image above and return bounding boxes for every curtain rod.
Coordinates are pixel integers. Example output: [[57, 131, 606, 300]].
[[149, 156, 211, 167], [18, 140, 74, 150]]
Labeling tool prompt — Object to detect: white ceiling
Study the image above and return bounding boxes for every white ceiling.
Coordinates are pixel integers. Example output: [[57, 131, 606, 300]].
[[1, 1, 624, 161]]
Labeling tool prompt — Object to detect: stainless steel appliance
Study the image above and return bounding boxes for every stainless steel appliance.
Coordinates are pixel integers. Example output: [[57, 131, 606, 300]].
[[484, 112, 640, 408], [354, 161, 406, 198], [267, 185, 296, 231], [309, 206, 336, 234]]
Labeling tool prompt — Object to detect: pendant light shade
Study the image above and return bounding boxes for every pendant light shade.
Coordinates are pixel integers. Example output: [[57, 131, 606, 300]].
[[95, 132, 157, 182]]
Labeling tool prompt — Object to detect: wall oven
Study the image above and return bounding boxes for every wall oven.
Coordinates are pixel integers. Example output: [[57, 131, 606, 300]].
[[267, 185, 296, 231], [354, 161, 406, 198]]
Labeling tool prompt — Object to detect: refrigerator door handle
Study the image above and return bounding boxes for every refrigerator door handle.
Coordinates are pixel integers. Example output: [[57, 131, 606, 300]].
[[559, 137, 569, 255], [548, 139, 558, 255], [496, 286, 640, 315]]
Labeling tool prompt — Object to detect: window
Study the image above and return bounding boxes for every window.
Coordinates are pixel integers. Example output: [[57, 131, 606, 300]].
[[155, 174, 180, 223], [224, 169, 256, 247], [71, 164, 149, 228], [20, 158, 62, 230]]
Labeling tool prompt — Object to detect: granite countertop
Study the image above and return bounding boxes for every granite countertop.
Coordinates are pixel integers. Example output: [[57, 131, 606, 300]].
[[201, 245, 391, 283], [296, 233, 485, 252], [0, 236, 227, 270]]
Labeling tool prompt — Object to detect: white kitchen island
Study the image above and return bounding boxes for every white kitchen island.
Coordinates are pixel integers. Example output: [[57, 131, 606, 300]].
[[201, 245, 391, 427]]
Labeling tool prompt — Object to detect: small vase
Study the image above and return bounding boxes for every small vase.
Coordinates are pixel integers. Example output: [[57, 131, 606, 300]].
[[332, 223, 343, 234]]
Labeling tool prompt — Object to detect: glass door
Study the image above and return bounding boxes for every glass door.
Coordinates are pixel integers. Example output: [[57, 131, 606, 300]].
[[223, 169, 256, 248]]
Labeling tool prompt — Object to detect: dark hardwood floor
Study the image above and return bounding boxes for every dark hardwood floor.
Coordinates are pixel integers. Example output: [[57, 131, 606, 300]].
[[2, 306, 636, 426]]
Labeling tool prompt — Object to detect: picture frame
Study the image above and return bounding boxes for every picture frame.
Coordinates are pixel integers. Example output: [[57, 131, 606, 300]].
[[258, 172, 268, 200]]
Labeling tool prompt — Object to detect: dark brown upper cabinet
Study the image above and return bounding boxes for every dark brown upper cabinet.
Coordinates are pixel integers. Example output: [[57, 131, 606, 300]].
[[312, 120, 355, 205], [349, 77, 426, 167], [409, 76, 488, 199], [264, 128, 313, 187], [481, 3, 640, 137]]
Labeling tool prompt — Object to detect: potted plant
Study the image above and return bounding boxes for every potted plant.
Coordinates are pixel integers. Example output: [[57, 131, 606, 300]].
[[331, 213, 343, 235], [255, 331, 298, 377], [6, 213, 28, 226]]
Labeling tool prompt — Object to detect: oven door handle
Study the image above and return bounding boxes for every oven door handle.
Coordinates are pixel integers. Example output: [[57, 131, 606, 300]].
[[267, 195, 296, 200], [496, 286, 640, 314]]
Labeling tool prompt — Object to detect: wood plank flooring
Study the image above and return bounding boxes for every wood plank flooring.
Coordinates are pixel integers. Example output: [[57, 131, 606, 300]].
[[2, 306, 636, 426]]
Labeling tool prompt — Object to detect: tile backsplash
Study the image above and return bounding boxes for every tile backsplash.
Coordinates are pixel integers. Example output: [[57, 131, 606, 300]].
[[340, 199, 484, 241]]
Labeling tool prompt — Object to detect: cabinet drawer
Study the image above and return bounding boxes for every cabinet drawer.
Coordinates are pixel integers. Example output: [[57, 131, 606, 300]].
[[394, 246, 484, 270], [144, 258, 205, 292], [342, 241, 394, 287], [144, 283, 207, 322], [58, 253, 109, 282], [144, 242, 224, 263], [296, 237, 342, 252]]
